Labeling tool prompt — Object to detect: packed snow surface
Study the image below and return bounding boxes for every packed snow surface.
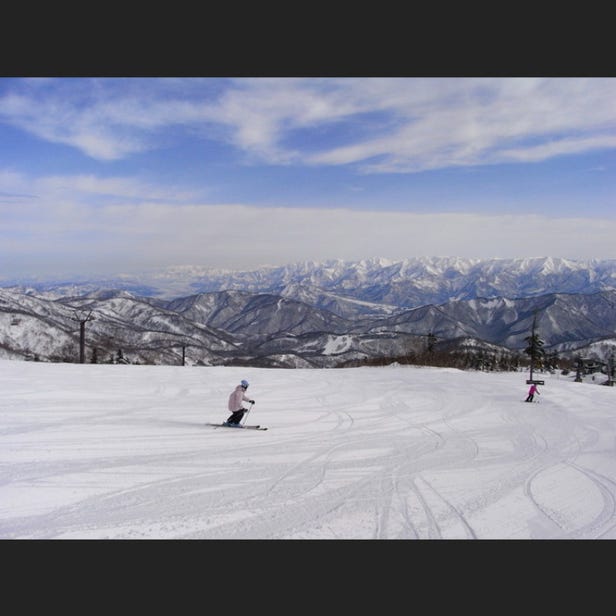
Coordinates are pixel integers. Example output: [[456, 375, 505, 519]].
[[1, 360, 615, 539]]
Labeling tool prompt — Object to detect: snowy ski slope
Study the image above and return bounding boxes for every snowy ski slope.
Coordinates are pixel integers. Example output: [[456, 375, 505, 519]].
[[1, 360, 615, 539]]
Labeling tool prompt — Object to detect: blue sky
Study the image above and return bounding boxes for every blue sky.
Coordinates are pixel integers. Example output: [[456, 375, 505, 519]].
[[1, 77, 615, 280]]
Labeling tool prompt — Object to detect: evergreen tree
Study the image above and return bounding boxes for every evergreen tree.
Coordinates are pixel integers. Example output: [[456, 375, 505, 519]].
[[426, 332, 437, 354], [524, 312, 545, 378], [524, 332, 545, 366]]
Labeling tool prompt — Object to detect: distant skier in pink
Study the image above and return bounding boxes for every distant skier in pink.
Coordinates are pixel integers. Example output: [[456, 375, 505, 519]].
[[525, 383, 540, 402]]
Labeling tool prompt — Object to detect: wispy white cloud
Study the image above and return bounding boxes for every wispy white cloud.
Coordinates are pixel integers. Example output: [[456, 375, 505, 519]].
[[0, 92, 145, 160], [2, 77, 615, 171], [0, 170, 198, 205], [498, 134, 616, 163], [305, 78, 616, 172]]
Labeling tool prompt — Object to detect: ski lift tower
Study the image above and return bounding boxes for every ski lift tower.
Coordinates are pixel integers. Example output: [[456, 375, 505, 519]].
[[70, 309, 95, 364]]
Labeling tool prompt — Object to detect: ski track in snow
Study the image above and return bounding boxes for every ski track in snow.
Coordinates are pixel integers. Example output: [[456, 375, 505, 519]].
[[0, 361, 615, 539]]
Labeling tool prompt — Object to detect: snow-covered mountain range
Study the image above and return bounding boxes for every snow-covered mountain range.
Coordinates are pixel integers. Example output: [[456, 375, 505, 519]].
[[2, 257, 616, 367], [7, 256, 616, 306]]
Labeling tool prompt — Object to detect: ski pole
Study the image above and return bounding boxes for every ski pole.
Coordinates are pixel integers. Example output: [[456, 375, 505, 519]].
[[241, 401, 254, 426]]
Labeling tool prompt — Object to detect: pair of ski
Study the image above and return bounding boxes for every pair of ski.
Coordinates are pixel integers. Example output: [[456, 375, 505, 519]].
[[206, 421, 268, 431]]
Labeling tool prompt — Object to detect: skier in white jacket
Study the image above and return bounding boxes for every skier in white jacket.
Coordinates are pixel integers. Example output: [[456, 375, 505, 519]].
[[225, 380, 255, 425]]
